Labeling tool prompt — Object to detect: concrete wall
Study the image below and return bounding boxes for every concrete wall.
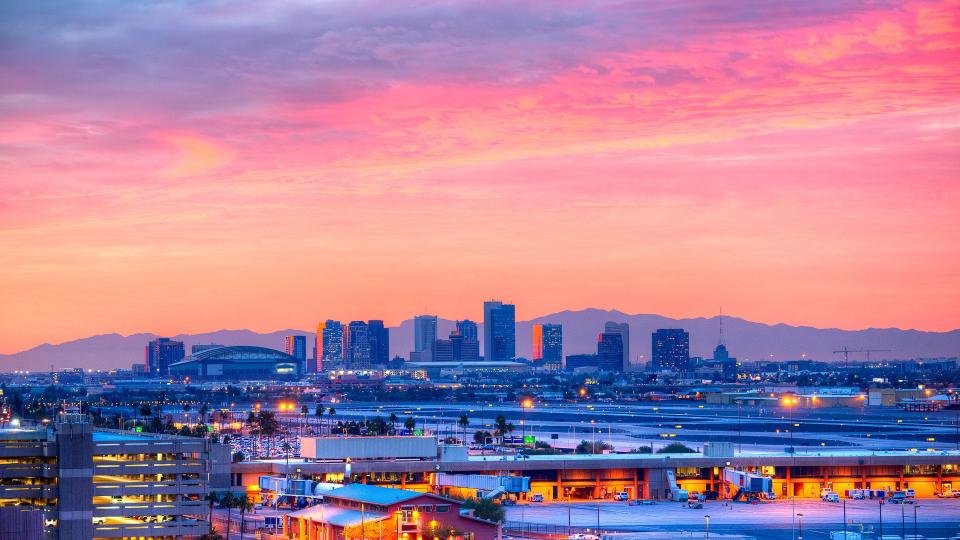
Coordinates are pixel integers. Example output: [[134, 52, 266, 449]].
[[55, 421, 94, 540], [300, 436, 437, 460]]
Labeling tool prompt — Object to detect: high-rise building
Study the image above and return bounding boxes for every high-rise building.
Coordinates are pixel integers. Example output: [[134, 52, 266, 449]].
[[597, 332, 625, 372], [283, 335, 307, 374], [319, 320, 344, 371], [483, 300, 515, 361], [456, 320, 478, 341], [604, 321, 630, 370], [713, 312, 737, 380], [412, 315, 438, 362], [343, 321, 371, 370], [532, 323, 562, 370], [652, 328, 690, 371], [431, 328, 480, 363], [145, 338, 185, 377], [367, 320, 390, 365]]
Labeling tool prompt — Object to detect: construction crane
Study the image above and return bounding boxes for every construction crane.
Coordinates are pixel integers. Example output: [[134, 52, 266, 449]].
[[832, 347, 892, 366]]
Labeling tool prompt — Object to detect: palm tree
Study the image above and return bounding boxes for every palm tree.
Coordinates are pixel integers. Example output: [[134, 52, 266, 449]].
[[300, 405, 309, 438], [327, 407, 336, 435], [493, 415, 515, 445], [458, 413, 469, 445], [204, 491, 221, 536], [404, 416, 416, 434], [199, 403, 210, 425], [314, 404, 323, 435], [281, 441, 292, 474], [236, 494, 253, 539], [220, 491, 236, 540], [389, 413, 399, 435]]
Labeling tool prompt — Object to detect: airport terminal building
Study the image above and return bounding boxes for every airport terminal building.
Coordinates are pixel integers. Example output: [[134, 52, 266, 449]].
[[231, 437, 960, 504]]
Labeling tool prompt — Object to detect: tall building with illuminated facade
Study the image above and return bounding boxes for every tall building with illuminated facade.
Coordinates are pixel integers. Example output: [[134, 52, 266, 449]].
[[343, 321, 372, 369], [533, 323, 563, 370], [283, 334, 307, 374], [483, 300, 515, 361], [319, 320, 344, 371], [652, 328, 690, 371], [145, 337, 185, 377]]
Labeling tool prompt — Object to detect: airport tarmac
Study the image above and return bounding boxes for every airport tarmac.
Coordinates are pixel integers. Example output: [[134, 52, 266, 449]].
[[504, 498, 960, 540]]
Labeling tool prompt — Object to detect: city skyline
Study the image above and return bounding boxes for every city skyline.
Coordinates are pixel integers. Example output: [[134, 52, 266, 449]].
[[2, 1, 959, 353]]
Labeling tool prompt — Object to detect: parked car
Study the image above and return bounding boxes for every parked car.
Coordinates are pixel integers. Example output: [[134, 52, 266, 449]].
[[629, 499, 656, 506], [904, 489, 915, 498], [613, 491, 629, 501], [687, 501, 704, 509], [530, 493, 544, 503], [762, 492, 777, 500], [822, 492, 840, 503], [888, 492, 908, 504]]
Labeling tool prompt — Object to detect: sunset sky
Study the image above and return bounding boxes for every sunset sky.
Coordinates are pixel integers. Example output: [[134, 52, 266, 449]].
[[2, 0, 959, 353]]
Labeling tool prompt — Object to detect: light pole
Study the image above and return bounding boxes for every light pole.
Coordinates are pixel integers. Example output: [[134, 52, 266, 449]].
[[842, 498, 847, 537], [797, 513, 803, 540], [914, 503, 918, 539], [901, 500, 906, 540], [879, 500, 884, 539], [521, 399, 533, 446], [705, 514, 710, 539]]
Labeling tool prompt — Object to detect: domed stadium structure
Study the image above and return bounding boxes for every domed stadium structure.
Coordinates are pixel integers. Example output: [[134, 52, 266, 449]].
[[169, 345, 300, 380]]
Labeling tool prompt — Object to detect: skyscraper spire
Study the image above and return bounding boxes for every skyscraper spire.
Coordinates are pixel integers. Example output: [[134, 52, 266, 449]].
[[718, 307, 725, 346]]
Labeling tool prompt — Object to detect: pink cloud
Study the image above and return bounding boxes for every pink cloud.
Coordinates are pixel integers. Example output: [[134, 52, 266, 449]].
[[0, 0, 958, 352]]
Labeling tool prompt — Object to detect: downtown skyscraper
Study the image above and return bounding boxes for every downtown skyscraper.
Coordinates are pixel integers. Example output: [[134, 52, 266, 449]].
[[145, 337, 185, 377], [343, 321, 372, 370], [367, 320, 390, 365], [652, 328, 690, 372], [603, 321, 630, 371], [318, 320, 344, 371], [532, 323, 562, 370], [283, 334, 307, 374], [411, 315, 437, 362], [483, 300, 515, 361]]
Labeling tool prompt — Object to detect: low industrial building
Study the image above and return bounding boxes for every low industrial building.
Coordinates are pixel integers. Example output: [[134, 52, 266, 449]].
[[279, 484, 499, 540], [231, 438, 960, 504], [0, 414, 230, 540]]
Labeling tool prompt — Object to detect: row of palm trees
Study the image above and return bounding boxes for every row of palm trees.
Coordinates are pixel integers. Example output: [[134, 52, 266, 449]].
[[204, 491, 253, 540]]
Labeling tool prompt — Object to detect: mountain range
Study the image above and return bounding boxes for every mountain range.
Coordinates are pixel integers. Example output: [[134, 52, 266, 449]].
[[1, 309, 958, 371]]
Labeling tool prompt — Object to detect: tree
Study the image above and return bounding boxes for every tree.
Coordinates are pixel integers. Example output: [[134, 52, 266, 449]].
[[404, 416, 416, 433], [473, 430, 492, 445], [656, 442, 696, 454], [461, 497, 505, 522], [236, 494, 253, 539], [493, 415, 514, 444], [314, 405, 324, 434], [219, 491, 236, 539], [327, 407, 336, 435], [458, 414, 470, 444], [389, 413, 399, 434], [281, 441, 292, 471], [575, 440, 613, 454], [199, 403, 210, 425], [204, 491, 221, 536], [300, 404, 309, 438]]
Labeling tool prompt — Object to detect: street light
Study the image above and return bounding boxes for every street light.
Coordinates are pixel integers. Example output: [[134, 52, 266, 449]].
[[521, 399, 534, 446], [783, 397, 797, 452], [705, 514, 710, 539], [796, 513, 803, 540]]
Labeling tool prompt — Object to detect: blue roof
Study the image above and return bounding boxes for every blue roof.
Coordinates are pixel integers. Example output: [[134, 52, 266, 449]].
[[324, 484, 423, 505]]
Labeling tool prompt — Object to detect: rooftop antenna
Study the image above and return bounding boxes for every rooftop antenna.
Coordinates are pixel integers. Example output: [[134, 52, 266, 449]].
[[718, 307, 725, 346]]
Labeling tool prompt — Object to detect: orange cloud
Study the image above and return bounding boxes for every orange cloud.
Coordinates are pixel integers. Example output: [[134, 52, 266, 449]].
[[156, 133, 235, 177]]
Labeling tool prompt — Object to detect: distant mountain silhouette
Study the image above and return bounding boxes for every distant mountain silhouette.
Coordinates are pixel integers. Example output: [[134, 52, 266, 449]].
[[1, 309, 957, 371]]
